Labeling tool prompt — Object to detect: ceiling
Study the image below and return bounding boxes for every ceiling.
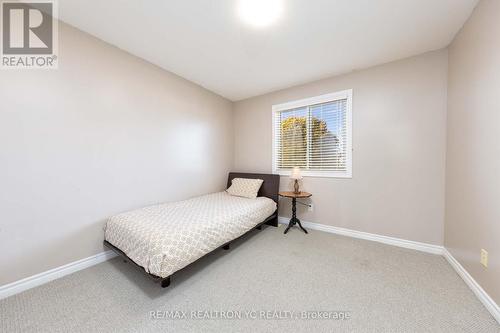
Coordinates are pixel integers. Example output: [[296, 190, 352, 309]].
[[58, 0, 478, 101]]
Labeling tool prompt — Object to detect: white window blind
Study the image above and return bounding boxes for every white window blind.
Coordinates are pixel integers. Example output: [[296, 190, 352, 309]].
[[272, 90, 352, 178]]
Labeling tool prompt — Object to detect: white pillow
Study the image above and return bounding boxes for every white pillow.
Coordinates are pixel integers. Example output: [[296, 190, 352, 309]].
[[226, 178, 264, 199]]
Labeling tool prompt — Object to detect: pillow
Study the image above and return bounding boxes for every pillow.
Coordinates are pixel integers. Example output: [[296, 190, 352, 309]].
[[226, 178, 264, 199]]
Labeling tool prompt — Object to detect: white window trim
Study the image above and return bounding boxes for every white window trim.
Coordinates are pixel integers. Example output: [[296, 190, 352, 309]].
[[272, 89, 353, 179]]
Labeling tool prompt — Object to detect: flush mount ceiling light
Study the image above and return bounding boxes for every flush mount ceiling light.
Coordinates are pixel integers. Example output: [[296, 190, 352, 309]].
[[238, 0, 283, 28]]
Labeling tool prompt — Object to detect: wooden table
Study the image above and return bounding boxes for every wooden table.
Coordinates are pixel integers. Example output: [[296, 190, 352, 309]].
[[278, 191, 312, 234]]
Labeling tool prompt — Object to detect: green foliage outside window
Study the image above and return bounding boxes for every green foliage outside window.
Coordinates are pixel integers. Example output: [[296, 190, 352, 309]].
[[279, 116, 335, 168]]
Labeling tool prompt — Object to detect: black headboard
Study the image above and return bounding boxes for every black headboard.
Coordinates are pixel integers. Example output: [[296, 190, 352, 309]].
[[227, 172, 280, 205]]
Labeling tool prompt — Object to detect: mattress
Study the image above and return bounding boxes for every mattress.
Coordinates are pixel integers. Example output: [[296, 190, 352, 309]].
[[104, 191, 277, 278]]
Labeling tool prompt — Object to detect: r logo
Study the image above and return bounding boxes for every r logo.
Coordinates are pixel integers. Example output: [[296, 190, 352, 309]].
[[2, 2, 53, 54]]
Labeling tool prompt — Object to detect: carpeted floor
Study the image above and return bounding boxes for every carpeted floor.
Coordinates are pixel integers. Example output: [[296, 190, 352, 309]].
[[1, 225, 498, 333]]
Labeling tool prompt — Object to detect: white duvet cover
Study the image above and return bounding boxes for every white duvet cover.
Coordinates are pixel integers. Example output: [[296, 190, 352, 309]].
[[104, 191, 276, 278]]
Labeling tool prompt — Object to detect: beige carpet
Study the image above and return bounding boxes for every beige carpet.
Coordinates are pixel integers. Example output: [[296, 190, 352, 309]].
[[1, 225, 498, 332]]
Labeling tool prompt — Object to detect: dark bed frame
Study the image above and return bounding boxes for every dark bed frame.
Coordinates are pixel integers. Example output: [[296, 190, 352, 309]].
[[103, 172, 280, 288]]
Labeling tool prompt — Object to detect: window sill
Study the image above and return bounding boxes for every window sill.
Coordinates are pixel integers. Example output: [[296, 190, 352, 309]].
[[273, 170, 352, 179]]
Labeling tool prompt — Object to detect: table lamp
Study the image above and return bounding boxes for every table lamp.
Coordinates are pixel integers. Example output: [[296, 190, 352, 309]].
[[290, 167, 302, 194]]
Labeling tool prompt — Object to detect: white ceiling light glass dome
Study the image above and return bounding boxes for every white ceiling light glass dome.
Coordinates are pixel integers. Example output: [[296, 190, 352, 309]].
[[237, 0, 284, 28]]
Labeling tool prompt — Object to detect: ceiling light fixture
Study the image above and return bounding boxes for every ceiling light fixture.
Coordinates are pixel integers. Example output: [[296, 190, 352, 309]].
[[238, 0, 283, 28]]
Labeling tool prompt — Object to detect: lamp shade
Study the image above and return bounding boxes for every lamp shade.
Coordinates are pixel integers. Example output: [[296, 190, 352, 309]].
[[290, 167, 303, 180]]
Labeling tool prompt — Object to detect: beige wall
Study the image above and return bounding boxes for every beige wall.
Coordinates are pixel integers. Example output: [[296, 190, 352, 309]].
[[3, 3, 498, 308], [234, 50, 448, 245], [445, 0, 500, 304], [0, 23, 233, 285]]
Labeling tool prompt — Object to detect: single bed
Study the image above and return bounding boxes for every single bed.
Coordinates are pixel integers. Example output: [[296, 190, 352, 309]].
[[104, 172, 279, 288]]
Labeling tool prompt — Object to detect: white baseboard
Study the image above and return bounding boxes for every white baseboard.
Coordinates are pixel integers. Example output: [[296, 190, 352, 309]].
[[443, 249, 500, 323], [278, 216, 444, 255], [0, 250, 117, 300], [278, 216, 499, 324], [2, 223, 498, 325]]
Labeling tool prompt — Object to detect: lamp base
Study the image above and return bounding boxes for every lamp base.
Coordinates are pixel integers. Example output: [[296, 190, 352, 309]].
[[293, 179, 300, 194]]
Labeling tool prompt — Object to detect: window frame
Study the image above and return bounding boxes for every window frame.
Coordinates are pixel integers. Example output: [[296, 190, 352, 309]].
[[272, 89, 353, 178]]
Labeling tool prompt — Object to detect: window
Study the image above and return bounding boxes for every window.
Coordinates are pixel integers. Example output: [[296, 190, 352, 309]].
[[272, 90, 352, 178]]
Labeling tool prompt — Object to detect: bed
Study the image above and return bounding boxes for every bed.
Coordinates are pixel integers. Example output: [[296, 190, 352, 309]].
[[103, 172, 279, 288]]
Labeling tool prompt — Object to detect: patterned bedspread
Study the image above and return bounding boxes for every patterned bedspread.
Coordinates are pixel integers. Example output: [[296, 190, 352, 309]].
[[104, 191, 277, 278]]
